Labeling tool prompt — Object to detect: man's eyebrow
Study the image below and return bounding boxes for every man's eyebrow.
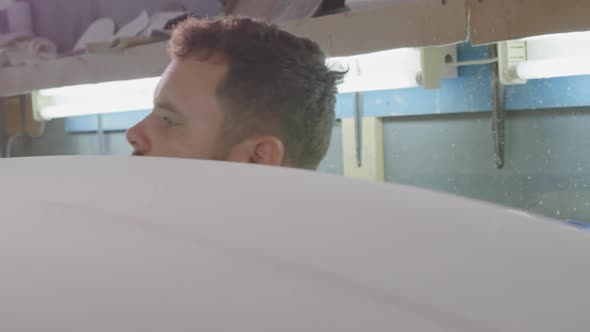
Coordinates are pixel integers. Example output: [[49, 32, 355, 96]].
[[154, 101, 183, 117]]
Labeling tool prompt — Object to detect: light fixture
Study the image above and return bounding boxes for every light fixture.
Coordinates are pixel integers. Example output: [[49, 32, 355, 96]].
[[33, 45, 461, 120], [32, 77, 159, 120], [328, 48, 422, 93], [327, 45, 458, 93], [499, 30, 590, 84]]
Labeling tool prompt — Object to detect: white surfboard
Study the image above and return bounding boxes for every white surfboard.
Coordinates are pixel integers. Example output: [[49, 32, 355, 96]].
[[0, 156, 588, 331]]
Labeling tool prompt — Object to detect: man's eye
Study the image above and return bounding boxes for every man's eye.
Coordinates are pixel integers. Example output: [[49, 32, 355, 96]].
[[162, 116, 179, 127]]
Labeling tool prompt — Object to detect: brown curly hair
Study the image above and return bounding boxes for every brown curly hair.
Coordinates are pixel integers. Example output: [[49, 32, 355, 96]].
[[170, 16, 344, 169]]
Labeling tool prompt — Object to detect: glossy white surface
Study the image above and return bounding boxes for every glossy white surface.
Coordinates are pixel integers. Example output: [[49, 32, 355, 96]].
[[0, 156, 588, 331]]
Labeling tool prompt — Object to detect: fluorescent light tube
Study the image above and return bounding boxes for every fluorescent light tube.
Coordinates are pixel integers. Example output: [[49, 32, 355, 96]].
[[503, 30, 590, 82], [327, 48, 421, 93], [33, 77, 159, 120], [516, 56, 590, 80], [34, 47, 428, 120]]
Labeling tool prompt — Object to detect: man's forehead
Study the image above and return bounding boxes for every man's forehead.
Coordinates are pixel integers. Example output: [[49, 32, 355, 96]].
[[153, 59, 227, 117], [158, 59, 218, 93], [155, 62, 178, 95], [153, 73, 183, 117]]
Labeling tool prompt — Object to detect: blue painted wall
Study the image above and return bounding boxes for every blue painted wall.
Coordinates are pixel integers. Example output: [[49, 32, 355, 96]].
[[336, 43, 590, 118]]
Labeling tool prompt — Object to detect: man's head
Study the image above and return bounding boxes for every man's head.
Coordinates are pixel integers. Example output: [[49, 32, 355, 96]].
[[126, 16, 344, 169]]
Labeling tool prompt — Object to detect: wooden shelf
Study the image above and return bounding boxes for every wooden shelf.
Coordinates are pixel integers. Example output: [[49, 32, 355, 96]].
[[2, 0, 589, 97], [281, 0, 467, 57], [0, 1, 471, 97], [469, 0, 590, 45], [0, 41, 169, 97]]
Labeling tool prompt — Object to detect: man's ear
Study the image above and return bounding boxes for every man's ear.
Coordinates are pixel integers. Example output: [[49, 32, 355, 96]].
[[226, 136, 285, 166]]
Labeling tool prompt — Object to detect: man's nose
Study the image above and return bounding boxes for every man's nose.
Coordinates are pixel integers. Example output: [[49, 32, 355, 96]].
[[126, 122, 150, 155]]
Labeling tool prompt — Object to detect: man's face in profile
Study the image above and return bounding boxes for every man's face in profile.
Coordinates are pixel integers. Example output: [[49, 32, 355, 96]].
[[126, 56, 229, 160]]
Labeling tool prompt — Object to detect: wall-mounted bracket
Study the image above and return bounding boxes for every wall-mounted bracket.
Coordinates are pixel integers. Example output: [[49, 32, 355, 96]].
[[419, 45, 458, 89], [498, 40, 528, 85]]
